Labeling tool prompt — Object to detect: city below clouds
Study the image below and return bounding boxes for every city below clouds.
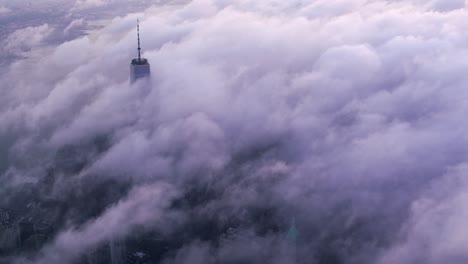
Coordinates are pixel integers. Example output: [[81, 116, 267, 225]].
[[2, 1, 468, 264]]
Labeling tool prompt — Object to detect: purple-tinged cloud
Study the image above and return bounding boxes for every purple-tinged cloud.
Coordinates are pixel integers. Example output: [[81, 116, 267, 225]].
[[2, 0, 468, 263]]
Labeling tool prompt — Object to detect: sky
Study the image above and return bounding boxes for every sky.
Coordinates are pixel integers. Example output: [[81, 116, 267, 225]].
[[2, 0, 468, 263]]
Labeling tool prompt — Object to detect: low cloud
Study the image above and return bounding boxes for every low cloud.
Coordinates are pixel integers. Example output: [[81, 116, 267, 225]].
[[64, 18, 86, 35], [3, 24, 54, 55], [0, 6, 10, 14], [72, 0, 108, 11], [14, 183, 177, 264], [2, 0, 468, 263]]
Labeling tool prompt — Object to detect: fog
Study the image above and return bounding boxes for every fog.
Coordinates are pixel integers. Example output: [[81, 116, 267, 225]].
[[2, 0, 468, 263]]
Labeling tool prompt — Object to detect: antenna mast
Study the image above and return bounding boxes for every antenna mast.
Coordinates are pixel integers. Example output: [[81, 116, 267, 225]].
[[137, 19, 141, 62]]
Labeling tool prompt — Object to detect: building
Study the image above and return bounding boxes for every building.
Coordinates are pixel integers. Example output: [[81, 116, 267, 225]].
[[109, 239, 127, 264], [0, 209, 20, 253], [15, 202, 54, 251], [0, 225, 20, 253], [130, 19, 151, 83]]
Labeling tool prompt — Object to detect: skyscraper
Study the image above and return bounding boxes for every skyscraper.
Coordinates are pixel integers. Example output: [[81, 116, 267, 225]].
[[0, 209, 20, 252], [110, 239, 127, 264], [130, 19, 151, 83]]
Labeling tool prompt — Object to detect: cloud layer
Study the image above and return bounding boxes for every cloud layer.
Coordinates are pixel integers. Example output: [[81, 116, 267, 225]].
[[2, 0, 468, 263]]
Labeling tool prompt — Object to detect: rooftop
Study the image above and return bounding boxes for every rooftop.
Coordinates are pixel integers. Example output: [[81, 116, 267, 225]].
[[131, 58, 149, 65]]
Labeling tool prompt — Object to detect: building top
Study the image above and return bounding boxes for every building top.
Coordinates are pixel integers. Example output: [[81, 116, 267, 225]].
[[131, 58, 149, 65]]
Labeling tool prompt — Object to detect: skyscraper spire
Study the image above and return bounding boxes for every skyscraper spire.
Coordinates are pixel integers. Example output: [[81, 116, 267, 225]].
[[130, 18, 151, 83], [137, 19, 141, 62], [286, 216, 299, 243]]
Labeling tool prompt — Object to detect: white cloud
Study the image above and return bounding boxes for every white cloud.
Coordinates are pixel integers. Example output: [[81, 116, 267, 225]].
[[3, 24, 54, 54], [72, 0, 107, 11], [3, 0, 468, 263], [16, 184, 178, 264], [64, 18, 86, 34], [0, 6, 10, 14], [378, 164, 468, 264]]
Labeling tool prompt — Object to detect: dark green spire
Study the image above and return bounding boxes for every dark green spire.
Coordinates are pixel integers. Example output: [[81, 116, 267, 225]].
[[286, 217, 299, 242]]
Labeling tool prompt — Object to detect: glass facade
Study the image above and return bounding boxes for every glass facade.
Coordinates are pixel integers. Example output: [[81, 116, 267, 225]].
[[130, 59, 150, 83]]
